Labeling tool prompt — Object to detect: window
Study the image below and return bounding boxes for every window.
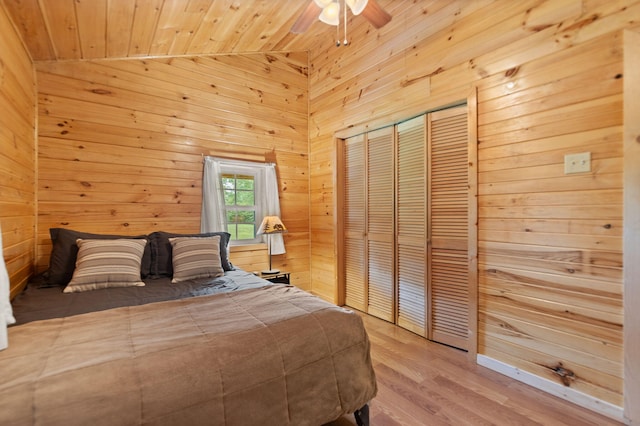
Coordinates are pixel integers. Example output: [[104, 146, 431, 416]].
[[201, 157, 284, 253], [217, 165, 263, 244], [221, 173, 258, 241]]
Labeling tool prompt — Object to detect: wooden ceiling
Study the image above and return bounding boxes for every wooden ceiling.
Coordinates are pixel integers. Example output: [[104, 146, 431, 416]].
[[2, 0, 342, 61]]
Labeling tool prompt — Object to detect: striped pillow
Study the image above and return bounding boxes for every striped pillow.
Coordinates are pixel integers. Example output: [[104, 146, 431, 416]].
[[169, 236, 224, 283], [63, 238, 147, 293]]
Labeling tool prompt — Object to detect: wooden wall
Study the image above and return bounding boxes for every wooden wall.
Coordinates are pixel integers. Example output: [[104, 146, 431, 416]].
[[308, 0, 640, 411], [0, 4, 36, 298], [35, 53, 310, 289], [3, 0, 638, 417], [623, 28, 640, 423]]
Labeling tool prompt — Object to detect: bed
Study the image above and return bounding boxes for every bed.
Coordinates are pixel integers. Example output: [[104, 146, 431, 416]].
[[1, 229, 377, 425]]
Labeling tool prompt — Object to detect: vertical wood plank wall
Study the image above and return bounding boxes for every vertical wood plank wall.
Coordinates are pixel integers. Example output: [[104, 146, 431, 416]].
[[308, 0, 640, 409], [0, 5, 37, 298], [35, 53, 310, 288]]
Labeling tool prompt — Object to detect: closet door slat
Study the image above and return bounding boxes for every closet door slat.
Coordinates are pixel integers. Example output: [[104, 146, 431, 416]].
[[341, 104, 474, 353], [429, 106, 470, 350], [344, 134, 366, 311], [397, 116, 427, 336], [367, 127, 395, 322]]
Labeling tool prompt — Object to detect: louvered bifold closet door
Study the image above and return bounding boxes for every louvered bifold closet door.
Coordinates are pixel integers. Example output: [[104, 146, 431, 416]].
[[344, 134, 366, 311], [366, 127, 395, 322], [428, 105, 470, 350], [396, 116, 427, 336]]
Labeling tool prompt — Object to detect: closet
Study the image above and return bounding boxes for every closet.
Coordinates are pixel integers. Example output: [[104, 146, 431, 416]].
[[340, 104, 476, 351]]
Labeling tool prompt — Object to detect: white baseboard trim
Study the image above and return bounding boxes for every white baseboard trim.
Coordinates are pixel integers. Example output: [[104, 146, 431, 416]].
[[476, 354, 625, 423]]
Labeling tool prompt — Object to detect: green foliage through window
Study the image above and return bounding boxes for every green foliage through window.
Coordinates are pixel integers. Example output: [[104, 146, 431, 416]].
[[222, 174, 257, 241]]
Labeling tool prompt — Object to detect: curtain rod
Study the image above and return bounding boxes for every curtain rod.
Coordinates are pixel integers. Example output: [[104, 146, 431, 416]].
[[201, 148, 277, 164], [202, 154, 275, 166]]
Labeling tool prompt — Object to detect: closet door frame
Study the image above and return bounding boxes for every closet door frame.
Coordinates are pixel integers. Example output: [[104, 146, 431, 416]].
[[335, 88, 478, 359]]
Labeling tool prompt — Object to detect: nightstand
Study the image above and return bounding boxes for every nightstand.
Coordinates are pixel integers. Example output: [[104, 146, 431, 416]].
[[258, 271, 290, 284]]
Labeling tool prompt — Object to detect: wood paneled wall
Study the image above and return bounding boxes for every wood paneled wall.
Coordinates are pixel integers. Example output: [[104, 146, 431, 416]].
[[3, 0, 638, 417], [35, 53, 310, 289], [0, 4, 36, 298], [623, 28, 640, 423], [308, 0, 639, 411]]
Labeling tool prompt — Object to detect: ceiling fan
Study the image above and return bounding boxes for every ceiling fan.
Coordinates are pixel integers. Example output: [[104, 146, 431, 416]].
[[291, 0, 392, 39]]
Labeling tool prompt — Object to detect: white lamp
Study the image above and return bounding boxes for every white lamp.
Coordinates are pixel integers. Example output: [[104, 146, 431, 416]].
[[315, 0, 370, 46], [318, 0, 340, 25], [346, 0, 368, 15], [256, 216, 287, 274], [316, 0, 369, 18]]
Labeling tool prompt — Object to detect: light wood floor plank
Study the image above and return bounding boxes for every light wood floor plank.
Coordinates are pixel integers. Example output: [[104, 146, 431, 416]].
[[327, 313, 622, 426]]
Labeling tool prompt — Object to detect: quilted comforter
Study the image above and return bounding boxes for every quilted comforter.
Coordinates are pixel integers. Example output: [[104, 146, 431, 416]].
[[0, 284, 377, 425]]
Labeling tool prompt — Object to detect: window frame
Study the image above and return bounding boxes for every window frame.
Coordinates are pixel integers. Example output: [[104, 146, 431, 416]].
[[219, 165, 263, 245]]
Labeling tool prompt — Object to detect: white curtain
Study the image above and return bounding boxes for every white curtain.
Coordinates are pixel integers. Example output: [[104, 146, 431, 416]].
[[201, 157, 285, 254], [262, 164, 285, 255], [200, 157, 226, 233], [0, 224, 16, 351]]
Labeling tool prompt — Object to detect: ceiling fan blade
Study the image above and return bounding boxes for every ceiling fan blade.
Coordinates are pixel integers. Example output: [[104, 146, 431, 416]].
[[291, 1, 322, 33], [361, 0, 392, 28]]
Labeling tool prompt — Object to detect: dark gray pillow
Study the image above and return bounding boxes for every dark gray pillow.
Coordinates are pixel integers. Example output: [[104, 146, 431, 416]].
[[149, 231, 233, 277], [44, 228, 151, 286]]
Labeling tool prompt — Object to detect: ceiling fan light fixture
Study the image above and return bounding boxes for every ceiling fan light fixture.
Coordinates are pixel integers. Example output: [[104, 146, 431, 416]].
[[313, 0, 333, 7], [345, 0, 368, 15], [290, 0, 390, 44], [319, 1, 340, 26]]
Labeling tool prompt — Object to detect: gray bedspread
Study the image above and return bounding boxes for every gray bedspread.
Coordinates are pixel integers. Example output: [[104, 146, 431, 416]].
[[2, 274, 377, 425], [12, 269, 272, 324]]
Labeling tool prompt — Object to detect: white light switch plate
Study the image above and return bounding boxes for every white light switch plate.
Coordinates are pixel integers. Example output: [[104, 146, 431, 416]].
[[564, 152, 591, 174]]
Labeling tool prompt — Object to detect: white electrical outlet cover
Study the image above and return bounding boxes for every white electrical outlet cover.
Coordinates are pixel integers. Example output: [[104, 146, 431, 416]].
[[564, 152, 591, 174]]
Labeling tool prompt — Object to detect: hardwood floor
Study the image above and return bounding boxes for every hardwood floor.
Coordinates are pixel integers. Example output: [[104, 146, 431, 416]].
[[327, 313, 623, 426]]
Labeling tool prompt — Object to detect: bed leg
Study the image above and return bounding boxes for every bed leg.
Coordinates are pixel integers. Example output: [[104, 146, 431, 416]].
[[354, 404, 369, 426]]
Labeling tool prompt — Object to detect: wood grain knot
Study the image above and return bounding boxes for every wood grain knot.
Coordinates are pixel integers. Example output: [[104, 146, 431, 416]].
[[552, 363, 576, 386], [91, 89, 112, 95], [505, 66, 520, 77]]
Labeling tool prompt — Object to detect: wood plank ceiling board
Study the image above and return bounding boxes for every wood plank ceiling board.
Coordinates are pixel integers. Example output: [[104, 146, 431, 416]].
[[129, 0, 164, 57], [2, 0, 338, 60], [106, 0, 135, 58], [1, 0, 55, 60], [75, 0, 107, 59], [39, 0, 81, 60]]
